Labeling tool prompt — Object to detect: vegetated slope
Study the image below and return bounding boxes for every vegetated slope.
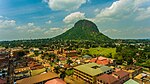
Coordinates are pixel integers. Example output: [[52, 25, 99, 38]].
[[52, 19, 111, 42]]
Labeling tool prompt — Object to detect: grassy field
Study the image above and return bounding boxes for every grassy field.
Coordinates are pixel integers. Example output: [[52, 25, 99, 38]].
[[87, 47, 116, 58]]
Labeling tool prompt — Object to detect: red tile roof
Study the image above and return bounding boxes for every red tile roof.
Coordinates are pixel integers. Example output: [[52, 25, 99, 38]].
[[71, 56, 78, 59], [90, 56, 113, 65], [59, 57, 66, 61]]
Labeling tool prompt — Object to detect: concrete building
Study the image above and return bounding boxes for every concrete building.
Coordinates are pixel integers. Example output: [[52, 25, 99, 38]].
[[73, 63, 113, 84]]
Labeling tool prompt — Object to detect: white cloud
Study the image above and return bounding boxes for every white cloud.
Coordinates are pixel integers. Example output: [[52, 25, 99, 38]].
[[0, 16, 16, 29], [103, 29, 120, 33], [135, 7, 150, 21], [0, 16, 3, 18], [47, 0, 86, 11], [91, 0, 150, 39], [50, 28, 60, 31], [63, 12, 85, 23], [44, 27, 62, 35], [94, 0, 150, 22], [16, 22, 45, 33], [46, 20, 52, 24], [27, 22, 34, 26], [94, 8, 100, 14]]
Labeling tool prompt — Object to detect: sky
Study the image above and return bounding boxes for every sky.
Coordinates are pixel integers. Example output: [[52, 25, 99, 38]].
[[0, 0, 150, 41]]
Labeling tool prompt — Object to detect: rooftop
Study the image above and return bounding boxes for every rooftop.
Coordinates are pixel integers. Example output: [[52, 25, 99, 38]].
[[113, 70, 129, 78], [16, 72, 58, 84], [0, 78, 6, 84], [96, 74, 118, 84], [45, 78, 66, 84], [74, 63, 112, 76], [123, 79, 139, 84], [90, 56, 113, 65]]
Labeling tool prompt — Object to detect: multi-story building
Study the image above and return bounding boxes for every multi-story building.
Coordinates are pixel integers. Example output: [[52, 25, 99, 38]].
[[73, 63, 113, 84]]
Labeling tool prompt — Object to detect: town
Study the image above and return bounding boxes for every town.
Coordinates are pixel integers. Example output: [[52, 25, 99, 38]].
[[0, 0, 150, 84], [0, 40, 150, 84]]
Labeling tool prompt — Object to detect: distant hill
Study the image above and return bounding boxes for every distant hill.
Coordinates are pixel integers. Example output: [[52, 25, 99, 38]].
[[52, 19, 111, 42]]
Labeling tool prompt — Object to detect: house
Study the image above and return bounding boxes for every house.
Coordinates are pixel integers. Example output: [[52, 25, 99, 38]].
[[45, 78, 66, 84], [73, 63, 113, 84], [96, 74, 119, 84], [16, 72, 58, 84], [112, 70, 130, 84], [123, 65, 142, 78], [96, 70, 130, 84], [90, 56, 116, 66], [64, 50, 77, 57]]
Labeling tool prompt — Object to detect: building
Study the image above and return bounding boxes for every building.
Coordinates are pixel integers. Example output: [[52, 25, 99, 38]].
[[134, 72, 150, 84], [0, 78, 6, 84], [96, 70, 130, 84], [90, 56, 116, 66], [45, 78, 66, 84], [73, 63, 113, 84], [16, 72, 58, 84], [123, 79, 139, 84], [112, 70, 130, 84], [96, 74, 119, 84], [64, 50, 77, 57], [123, 65, 142, 78]]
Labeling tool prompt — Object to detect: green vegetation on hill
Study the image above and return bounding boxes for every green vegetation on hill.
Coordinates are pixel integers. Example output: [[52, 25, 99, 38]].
[[52, 20, 112, 42]]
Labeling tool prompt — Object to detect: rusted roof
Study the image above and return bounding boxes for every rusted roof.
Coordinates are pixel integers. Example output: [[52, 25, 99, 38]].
[[16, 72, 58, 84], [96, 74, 118, 84], [113, 70, 129, 78]]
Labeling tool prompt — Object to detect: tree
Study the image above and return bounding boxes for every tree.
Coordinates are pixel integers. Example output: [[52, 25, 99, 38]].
[[107, 53, 112, 58], [126, 57, 133, 65], [114, 53, 123, 65], [65, 69, 74, 76], [67, 58, 73, 65], [54, 66, 60, 74], [60, 71, 66, 80], [116, 46, 122, 52], [143, 59, 150, 69]]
